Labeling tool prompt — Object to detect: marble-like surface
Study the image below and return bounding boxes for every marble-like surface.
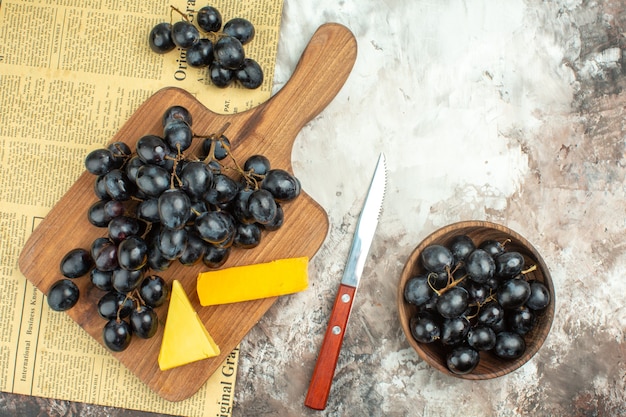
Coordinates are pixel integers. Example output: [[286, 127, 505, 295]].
[[235, 0, 626, 416], [2, 0, 626, 416]]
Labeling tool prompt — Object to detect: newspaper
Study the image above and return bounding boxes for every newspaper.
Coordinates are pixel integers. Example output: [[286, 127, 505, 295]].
[[0, 0, 283, 415]]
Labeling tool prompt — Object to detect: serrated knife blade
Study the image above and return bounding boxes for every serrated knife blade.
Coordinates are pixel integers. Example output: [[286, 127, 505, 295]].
[[305, 153, 386, 410]]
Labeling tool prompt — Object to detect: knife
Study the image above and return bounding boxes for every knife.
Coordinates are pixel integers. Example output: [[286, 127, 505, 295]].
[[304, 153, 386, 410]]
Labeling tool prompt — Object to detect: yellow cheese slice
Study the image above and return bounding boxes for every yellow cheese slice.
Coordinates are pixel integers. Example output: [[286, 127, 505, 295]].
[[158, 280, 220, 371], [197, 257, 309, 306]]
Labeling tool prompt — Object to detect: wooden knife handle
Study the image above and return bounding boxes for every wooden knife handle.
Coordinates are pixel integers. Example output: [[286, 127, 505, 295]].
[[305, 283, 357, 410]]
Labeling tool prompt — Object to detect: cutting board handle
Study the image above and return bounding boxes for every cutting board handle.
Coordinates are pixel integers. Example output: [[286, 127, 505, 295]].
[[256, 23, 357, 138]]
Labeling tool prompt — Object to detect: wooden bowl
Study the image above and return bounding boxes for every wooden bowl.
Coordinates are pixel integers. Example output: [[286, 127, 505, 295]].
[[397, 220, 555, 379]]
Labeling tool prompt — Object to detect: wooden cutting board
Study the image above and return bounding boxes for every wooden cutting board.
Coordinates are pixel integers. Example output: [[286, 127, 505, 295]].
[[18, 23, 357, 402]]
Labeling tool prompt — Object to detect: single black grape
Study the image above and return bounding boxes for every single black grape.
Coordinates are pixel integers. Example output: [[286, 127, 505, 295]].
[[484, 275, 500, 290], [262, 203, 284, 231], [186, 38, 214, 68], [233, 222, 262, 249], [112, 267, 144, 293], [47, 279, 80, 311], [446, 346, 480, 375], [479, 239, 505, 257], [90, 268, 113, 291], [149, 22, 176, 53], [88, 200, 110, 227], [125, 156, 145, 183], [261, 169, 301, 202], [526, 280, 551, 310], [466, 326, 496, 351], [103, 319, 132, 352], [136, 135, 170, 165], [436, 286, 469, 319], [209, 60, 235, 88], [197, 6, 222, 32], [85, 148, 115, 176], [146, 241, 173, 272], [180, 161, 213, 200], [213, 36, 245, 70], [171, 20, 199, 49], [247, 189, 277, 225], [137, 198, 161, 223], [212, 135, 231, 160], [494, 331, 526, 359], [130, 305, 158, 339], [94, 175, 109, 199], [403, 275, 435, 307], [135, 164, 171, 197], [195, 210, 236, 245], [158, 226, 188, 260], [476, 301, 505, 327], [495, 251, 525, 278], [104, 200, 125, 219], [204, 174, 239, 205], [427, 271, 449, 290], [491, 317, 507, 333], [235, 58, 264, 89], [460, 279, 489, 304], [104, 169, 135, 201], [179, 231, 206, 265], [223, 18, 255, 44], [466, 249, 496, 283], [162, 105, 192, 127], [93, 240, 119, 272], [189, 199, 208, 222], [117, 236, 148, 271], [497, 278, 531, 309], [417, 295, 439, 315], [243, 154, 270, 178], [409, 314, 440, 344], [448, 234, 475, 263], [232, 188, 254, 224], [60, 248, 93, 278], [97, 291, 132, 320], [139, 275, 168, 308], [163, 119, 193, 152], [158, 189, 192, 230], [421, 244, 453, 273], [108, 216, 141, 243], [202, 244, 230, 268], [507, 305, 537, 335], [440, 316, 470, 346]]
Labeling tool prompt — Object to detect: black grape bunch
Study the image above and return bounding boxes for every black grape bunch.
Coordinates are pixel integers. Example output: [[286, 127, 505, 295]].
[[46, 105, 301, 353], [149, 5, 264, 89], [403, 236, 551, 375]]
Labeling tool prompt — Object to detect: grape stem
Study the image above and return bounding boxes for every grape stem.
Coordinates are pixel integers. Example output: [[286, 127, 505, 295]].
[[133, 288, 146, 310], [117, 292, 135, 322], [194, 122, 231, 141], [196, 122, 231, 165], [427, 263, 467, 296], [170, 5, 190, 23], [109, 143, 132, 161], [193, 122, 265, 189], [168, 144, 184, 189], [465, 292, 497, 320]]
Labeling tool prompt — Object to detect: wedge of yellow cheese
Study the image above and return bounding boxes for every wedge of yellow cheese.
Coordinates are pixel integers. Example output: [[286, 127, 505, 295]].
[[158, 280, 220, 371], [197, 257, 309, 306]]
